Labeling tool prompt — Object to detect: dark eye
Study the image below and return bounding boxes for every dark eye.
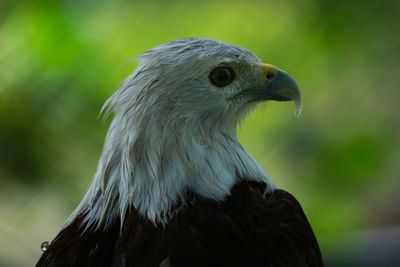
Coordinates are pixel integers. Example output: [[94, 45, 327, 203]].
[[209, 67, 235, 87]]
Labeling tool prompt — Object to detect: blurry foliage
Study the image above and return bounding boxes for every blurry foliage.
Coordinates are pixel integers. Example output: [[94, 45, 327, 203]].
[[0, 0, 399, 265]]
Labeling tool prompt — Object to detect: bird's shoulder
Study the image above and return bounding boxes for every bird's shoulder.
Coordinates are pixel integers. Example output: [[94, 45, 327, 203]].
[[167, 180, 324, 267]]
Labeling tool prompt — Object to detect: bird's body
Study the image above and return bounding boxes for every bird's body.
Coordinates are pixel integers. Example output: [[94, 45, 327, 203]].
[[36, 38, 323, 267]]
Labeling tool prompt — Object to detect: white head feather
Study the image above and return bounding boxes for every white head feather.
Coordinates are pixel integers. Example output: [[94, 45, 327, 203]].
[[65, 38, 277, 229]]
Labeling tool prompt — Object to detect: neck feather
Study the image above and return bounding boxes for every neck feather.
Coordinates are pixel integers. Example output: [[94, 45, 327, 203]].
[[65, 115, 275, 229]]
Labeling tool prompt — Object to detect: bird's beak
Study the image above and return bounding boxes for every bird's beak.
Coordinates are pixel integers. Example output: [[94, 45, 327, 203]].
[[241, 64, 302, 117]]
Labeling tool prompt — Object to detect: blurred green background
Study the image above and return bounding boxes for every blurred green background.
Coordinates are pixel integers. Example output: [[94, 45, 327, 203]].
[[0, 0, 399, 266]]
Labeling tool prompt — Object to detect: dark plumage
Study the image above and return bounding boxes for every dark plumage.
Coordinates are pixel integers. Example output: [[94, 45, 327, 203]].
[[37, 180, 322, 267]]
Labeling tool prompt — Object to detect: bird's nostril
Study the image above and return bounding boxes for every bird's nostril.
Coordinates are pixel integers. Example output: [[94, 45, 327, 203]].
[[266, 72, 275, 80]]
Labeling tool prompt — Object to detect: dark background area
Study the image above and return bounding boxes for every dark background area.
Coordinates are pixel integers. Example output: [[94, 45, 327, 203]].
[[0, 0, 399, 265]]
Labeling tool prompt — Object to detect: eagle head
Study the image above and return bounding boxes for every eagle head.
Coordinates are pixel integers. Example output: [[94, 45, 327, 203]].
[[105, 38, 300, 132]]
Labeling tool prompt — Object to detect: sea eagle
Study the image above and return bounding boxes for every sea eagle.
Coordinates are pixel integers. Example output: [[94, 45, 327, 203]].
[[36, 38, 323, 267]]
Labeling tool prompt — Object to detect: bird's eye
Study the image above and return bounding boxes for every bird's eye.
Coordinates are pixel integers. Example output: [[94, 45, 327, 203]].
[[209, 67, 235, 87]]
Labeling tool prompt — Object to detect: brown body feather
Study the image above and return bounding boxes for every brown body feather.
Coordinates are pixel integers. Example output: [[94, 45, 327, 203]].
[[36, 180, 323, 267]]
